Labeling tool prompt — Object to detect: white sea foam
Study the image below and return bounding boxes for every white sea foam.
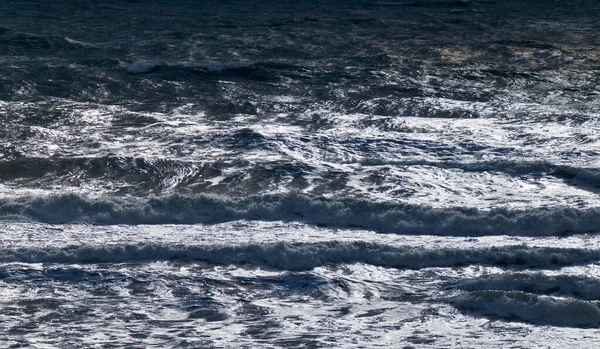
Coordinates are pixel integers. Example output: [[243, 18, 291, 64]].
[[359, 158, 600, 186], [2, 0, 600, 346]]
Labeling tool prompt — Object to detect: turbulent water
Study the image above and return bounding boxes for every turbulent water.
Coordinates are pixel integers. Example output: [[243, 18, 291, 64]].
[[1, 0, 600, 347]]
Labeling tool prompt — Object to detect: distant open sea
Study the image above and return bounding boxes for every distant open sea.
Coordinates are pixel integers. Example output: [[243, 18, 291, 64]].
[[1, 0, 600, 347]]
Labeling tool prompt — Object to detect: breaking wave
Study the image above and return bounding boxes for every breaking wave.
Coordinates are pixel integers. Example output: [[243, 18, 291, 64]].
[[1, 242, 598, 270], [457, 273, 600, 300], [452, 290, 600, 328], [0, 193, 599, 236]]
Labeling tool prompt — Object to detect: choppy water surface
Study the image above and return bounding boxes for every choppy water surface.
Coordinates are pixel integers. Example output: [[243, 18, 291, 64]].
[[1, 0, 600, 347]]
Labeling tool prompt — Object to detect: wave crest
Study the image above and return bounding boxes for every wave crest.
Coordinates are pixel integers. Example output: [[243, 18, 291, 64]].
[[452, 290, 600, 328], [1, 193, 599, 236], [1, 242, 598, 270], [1, 193, 600, 236], [457, 273, 600, 300]]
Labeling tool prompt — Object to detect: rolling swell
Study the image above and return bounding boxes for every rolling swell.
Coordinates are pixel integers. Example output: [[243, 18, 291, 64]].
[[0, 193, 599, 236], [451, 291, 600, 328], [127, 60, 311, 82], [457, 273, 600, 301], [0, 30, 95, 57], [450, 272, 600, 327], [1, 241, 598, 270]]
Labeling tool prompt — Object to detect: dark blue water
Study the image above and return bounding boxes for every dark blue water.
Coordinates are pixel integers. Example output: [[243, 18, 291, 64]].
[[1, 0, 600, 347]]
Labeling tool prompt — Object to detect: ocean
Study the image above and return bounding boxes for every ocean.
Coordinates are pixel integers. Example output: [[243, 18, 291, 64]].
[[1, 0, 600, 347]]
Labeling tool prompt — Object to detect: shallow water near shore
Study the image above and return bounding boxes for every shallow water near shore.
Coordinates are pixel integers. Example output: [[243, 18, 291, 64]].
[[1, 0, 600, 347]]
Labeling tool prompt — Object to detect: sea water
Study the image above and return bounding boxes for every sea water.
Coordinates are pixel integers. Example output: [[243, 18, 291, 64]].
[[1, 0, 600, 347]]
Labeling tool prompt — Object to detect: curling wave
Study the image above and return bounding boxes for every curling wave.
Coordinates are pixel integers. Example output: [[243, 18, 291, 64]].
[[1, 241, 599, 269], [451, 290, 600, 328], [0, 193, 599, 236]]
